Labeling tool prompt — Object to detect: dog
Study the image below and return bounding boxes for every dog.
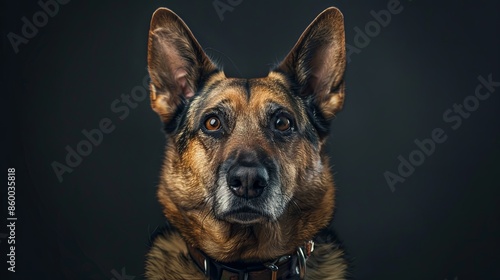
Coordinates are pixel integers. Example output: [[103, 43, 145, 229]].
[[145, 6, 348, 280]]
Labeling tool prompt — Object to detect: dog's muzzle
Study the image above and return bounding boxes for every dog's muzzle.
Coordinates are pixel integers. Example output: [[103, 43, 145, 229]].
[[214, 149, 285, 224]]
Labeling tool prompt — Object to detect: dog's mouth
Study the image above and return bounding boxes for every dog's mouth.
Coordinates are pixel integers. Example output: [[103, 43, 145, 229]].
[[220, 206, 272, 225]]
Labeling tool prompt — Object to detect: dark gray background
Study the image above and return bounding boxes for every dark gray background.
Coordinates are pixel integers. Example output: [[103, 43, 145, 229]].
[[3, 0, 499, 279]]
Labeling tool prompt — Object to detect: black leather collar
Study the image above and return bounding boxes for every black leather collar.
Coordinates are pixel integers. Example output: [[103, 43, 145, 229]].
[[188, 241, 314, 280]]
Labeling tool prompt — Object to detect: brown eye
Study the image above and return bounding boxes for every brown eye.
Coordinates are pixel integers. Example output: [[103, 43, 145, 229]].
[[205, 116, 221, 131], [274, 115, 291, 131]]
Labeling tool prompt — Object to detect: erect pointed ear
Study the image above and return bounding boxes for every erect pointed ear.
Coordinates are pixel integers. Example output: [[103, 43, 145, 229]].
[[147, 8, 219, 124], [276, 7, 346, 120]]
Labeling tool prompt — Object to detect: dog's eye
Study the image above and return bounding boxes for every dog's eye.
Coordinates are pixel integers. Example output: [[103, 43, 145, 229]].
[[205, 116, 221, 131], [274, 115, 291, 132]]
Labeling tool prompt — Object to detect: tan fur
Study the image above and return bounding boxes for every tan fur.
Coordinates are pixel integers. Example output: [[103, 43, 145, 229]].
[[145, 230, 206, 280], [146, 229, 348, 279], [305, 243, 348, 280]]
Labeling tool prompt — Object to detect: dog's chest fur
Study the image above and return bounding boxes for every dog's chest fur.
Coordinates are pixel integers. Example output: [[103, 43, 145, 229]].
[[145, 227, 348, 280]]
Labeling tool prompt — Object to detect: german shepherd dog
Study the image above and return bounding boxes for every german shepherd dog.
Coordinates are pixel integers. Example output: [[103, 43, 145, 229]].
[[145, 6, 348, 280]]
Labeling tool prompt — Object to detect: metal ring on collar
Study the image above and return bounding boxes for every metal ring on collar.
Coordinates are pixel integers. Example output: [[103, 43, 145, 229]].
[[296, 247, 307, 279]]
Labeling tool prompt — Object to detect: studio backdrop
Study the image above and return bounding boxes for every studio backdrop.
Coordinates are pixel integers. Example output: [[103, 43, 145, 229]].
[[3, 0, 499, 279]]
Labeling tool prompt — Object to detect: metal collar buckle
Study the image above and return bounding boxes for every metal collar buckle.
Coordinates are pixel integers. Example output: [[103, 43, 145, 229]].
[[264, 255, 291, 280], [297, 240, 314, 279], [263, 240, 314, 280]]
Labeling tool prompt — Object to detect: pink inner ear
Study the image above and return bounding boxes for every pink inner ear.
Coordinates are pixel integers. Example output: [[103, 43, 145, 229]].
[[175, 68, 195, 98]]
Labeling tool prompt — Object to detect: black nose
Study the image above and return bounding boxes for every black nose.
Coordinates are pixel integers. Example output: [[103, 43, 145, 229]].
[[227, 165, 269, 199]]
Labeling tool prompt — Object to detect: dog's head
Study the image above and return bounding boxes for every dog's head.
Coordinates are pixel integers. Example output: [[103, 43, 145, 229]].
[[147, 7, 346, 261]]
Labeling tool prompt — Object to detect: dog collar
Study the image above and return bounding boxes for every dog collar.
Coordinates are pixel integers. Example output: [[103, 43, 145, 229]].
[[188, 240, 314, 280]]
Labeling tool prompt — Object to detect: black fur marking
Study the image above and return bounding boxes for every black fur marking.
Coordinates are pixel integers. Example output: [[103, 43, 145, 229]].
[[272, 71, 331, 140], [199, 73, 224, 97], [176, 118, 196, 154], [244, 79, 251, 101], [305, 100, 331, 139], [162, 70, 220, 134], [163, 102, 188, 134], [197, 69, 221, 91], [225, 79, 249, 96]]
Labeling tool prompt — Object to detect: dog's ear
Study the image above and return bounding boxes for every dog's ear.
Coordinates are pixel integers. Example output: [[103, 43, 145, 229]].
[[276, 7, 346, 120], [147, 8, 218, 123]]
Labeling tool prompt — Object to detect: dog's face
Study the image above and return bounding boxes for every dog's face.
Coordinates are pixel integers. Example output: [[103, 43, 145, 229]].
[[147, 7, 346, 262]]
